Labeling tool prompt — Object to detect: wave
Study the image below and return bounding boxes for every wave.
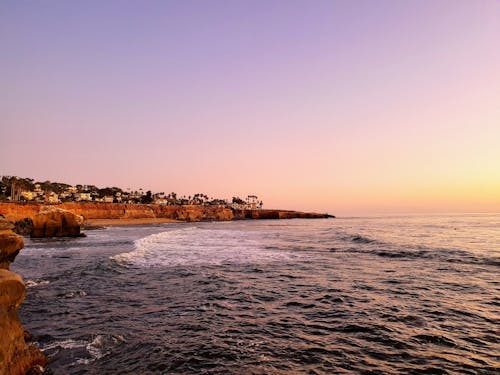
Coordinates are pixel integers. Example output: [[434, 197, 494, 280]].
[[57, 290, 88, 298], [41, 334, 126, 366], [111, 227, 301, 268], [25, 279, 50, 288], [77, 334, 126, 365], [329, 246, 499, 267], [344, 234, 377, 244]]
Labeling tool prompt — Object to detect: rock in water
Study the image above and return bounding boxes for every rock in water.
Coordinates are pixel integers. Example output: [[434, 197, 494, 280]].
[[0, 218, 25, 269], [31, 206, 84, 238], [0, 227, 47, 374]]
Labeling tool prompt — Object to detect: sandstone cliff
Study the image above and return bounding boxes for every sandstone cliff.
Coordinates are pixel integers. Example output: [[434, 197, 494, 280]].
[[232, 209, 333, 220], [0, 204, 39, 223], [0, 202, 333, 226], [0, 217, 46, 374], [59, 202, 155, 219], [0, 218, 22, 267], [150, 205, 234, 221], [31, 207, 84, 238]]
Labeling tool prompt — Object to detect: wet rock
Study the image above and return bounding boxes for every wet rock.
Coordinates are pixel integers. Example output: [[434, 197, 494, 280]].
[[0, 216, 14, 231], [0, 230, 47, 374], [0, 229, 24, 270], [0, 270, 25, 308], [232, 209, 335, 220], [31, 206, 84, 238], [13, 218, 33, 237]]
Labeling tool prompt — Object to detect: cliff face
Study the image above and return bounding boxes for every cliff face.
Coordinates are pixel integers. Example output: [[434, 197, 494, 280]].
[[0, 202, 235, 222], [151, 205, 234, 222], [232, 209, 333, 220], [58, 202, 156, 219], [0, 230, 24, 269], [0, 202, 332, 224], [0, 204, 40, 223], [0, 218, 46, 374], [31, 207, 84, 238]]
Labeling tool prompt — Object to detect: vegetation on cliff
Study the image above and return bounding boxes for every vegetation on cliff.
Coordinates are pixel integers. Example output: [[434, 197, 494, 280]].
[[0, 175, 260, 209]]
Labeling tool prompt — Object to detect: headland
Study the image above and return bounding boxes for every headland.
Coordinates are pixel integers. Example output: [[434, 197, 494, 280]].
[[0, 202, 334, 229]]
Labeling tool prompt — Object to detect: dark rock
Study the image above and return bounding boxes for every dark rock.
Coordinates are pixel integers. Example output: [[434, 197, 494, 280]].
[[13, 218, 33, 237]]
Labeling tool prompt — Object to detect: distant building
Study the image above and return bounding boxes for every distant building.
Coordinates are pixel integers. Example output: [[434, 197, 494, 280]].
[[103, 196, 114, 203], [154, 197, 169, 205], [59, 191, 71, 199], [75, 192, 92, 201], [246, 195, 259, 210], [45, 192, 59, 204]]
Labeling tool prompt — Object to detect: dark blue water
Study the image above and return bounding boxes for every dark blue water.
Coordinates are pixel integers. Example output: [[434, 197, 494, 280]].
[[12, 215, 500, 374]]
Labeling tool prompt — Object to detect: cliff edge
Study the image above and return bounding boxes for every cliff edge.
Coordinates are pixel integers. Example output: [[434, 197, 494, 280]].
[[0, 202, 334, 228], [0, 217, 46, 375]]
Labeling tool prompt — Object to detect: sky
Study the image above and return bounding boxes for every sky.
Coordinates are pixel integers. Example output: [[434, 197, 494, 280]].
[[1, 0, 499, 216]]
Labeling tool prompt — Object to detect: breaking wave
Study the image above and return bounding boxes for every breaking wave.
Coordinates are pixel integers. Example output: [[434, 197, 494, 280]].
[[342, 234, 377, 244], [25, 279, 50, 288], [111, 227, 301, 267], [328, 244, 499, 266], [40, 334, 126, 366], [17, 215, 500, 374]]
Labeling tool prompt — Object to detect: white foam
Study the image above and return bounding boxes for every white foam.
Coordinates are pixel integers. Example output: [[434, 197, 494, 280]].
[[43, 339, 87, 351], [43, 334, 126, 366], [76, 334, 125, 364], [111, 227, 299, 267], [25, 279, 50, 288], [63, 290, 87, 298]]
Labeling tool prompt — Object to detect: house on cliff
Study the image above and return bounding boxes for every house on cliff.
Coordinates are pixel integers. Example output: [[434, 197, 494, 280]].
[[45, 191, 59, 204], [102, 196, 114, 203], [231, 195, 263, 210], [74, 192, 92, 201], [154, 197, 169, 205]]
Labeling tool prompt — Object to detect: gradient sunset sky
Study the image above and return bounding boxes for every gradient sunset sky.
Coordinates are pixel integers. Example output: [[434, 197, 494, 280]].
[[1, 1, 499, 215]]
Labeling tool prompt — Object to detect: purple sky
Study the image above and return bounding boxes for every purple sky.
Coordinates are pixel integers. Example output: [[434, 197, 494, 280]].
[[1, 1, 499, 215]]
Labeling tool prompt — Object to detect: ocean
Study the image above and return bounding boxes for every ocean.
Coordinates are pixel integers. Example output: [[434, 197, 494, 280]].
[[11, 215, 500, 374]]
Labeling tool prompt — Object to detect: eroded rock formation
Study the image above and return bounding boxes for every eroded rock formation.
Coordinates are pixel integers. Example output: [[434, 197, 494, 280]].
[[31, 207, 84, 238], [0, 217, 46, 374], [0, 228, 24, 270], [232, 209, 334, 220], [0, 202, 334, 227]]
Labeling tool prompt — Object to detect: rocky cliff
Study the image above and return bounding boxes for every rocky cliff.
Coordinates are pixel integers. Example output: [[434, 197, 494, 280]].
[[150, 205, 234, 221], [31, 207, 84, 238], [0, 204, 40, 223], [232, 209, 333, 220], [0, 202, 333, 225], [59, 202, 156, 220], [0, 217, 46, 374]]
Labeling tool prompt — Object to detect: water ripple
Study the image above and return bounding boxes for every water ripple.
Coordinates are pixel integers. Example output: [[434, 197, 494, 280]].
[[13, 216, 500, 374]]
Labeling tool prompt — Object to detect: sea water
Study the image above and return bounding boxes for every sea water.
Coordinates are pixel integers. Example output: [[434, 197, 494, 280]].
[[12, 215, 500, 374]]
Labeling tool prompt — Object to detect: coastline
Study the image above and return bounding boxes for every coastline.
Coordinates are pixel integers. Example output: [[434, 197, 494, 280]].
[[0, 202, 334, 224]]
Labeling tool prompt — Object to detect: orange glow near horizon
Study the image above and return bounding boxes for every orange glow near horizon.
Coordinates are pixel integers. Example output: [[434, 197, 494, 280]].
[[1, 1, 499, 215]]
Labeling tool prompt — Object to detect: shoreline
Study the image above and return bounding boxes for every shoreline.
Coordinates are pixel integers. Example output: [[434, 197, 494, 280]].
[[83, 217, 181, 227], [0, 202, 334, 226]]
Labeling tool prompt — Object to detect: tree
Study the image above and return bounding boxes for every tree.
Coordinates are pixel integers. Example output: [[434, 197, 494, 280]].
[[141, 190, 153, 204], [232, 196, 245, 205]]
